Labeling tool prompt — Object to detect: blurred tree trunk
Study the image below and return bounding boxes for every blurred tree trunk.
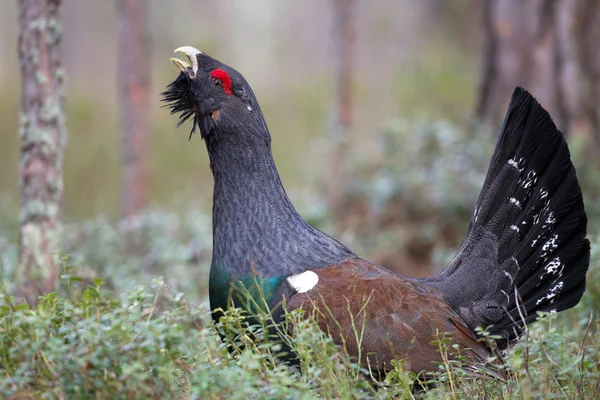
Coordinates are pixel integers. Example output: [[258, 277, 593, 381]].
[[576, 0, 600, 150], [17, 0, 67, 301], [328, 0, 356, 210], [118, 0, 150, 222], [476, 0, 586, 136]]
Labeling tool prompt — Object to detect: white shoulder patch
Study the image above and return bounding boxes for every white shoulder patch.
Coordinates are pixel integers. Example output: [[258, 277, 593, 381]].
[[286, 271, 319, 293]]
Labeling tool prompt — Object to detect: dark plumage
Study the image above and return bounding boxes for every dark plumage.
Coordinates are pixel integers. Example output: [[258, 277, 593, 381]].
[[423, 89, 589, 349], [162, 48, 589, 376]]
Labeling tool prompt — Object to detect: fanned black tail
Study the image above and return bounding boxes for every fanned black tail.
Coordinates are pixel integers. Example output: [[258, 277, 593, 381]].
[[425, 87, 589, 349]]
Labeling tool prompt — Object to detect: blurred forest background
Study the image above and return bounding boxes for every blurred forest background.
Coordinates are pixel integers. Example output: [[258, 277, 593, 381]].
[[1, 0, 599, 304]]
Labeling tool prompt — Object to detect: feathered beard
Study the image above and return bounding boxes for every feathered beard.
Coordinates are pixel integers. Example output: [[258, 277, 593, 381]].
[[161, 73, 201, 141]]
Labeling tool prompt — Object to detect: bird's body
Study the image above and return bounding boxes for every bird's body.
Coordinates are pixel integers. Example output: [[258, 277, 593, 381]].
[[285, 258, 492, 373], [163, 47, 589, 376]]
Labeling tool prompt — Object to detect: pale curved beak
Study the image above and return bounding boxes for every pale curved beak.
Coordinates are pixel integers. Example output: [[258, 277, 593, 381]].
[[169, 46, 203, 79]]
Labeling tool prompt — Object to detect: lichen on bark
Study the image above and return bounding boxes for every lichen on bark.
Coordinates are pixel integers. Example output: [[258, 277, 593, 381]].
[[17, 0, 67, 302]]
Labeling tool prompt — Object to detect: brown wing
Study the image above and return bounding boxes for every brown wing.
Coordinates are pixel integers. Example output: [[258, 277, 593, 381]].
[[285, 258, 492, 374]]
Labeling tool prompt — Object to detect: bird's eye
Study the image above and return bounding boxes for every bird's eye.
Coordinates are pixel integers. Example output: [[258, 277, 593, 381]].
[[210, 69, 233, 95]]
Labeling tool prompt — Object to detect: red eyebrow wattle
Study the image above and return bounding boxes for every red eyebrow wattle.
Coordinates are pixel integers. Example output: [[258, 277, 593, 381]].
[[210, 69, 233, 95]]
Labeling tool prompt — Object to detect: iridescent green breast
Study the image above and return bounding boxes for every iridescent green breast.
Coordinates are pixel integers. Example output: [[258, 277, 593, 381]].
[[209, 265, 287, 322]]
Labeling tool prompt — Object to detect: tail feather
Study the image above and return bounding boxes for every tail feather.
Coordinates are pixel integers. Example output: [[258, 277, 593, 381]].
[[496, 244, 588, 345], [513, 234, 588, 311], [424, 87, 589, 349], [514, 210, 586, 295]]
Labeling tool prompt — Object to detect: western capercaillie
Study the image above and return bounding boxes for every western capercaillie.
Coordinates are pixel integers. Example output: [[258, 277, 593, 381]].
[[162, 46, 589, 376]]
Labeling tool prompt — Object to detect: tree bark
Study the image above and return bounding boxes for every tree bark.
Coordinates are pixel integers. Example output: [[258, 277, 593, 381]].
[[476, 0, 587, 137], [328, 0, 356, 210], [576, 0, 600, 149], [118, 0, 150, 222], [475, 0, 498, 122], [17, 0, 67, 301]]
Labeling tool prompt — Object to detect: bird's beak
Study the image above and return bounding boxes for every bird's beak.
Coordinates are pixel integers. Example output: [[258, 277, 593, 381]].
[[169, 46, 202, 79]]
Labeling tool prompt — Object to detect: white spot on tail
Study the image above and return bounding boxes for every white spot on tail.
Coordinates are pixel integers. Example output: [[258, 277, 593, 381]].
[[509, 197, 522, 208], [510, 225, 520, 233], [545, 212, 556, 225], [522, 170, 538, 190], [287, 271, 319, 293], [542, 234, 559, 252], [542, 257, 563, 278], [247, 105, 252, 111], [536, 281, 563, 305], [510, 157, 526, 172], [539, 233, 560, 261]]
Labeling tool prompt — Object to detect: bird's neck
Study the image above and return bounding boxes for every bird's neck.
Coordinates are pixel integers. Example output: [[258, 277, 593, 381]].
[[207, 129, 354, 281]]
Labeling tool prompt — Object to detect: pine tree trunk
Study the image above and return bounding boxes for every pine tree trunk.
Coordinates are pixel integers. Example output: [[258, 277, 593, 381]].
[[17, 0, 67, 301], [576, 0, 600, 149], [328, 0, 355, 210], [476, 0, 584, 136], [118, 0, 150, 222]]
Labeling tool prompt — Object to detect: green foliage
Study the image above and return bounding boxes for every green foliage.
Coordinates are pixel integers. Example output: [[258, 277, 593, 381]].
[[0, 271, 598, 399], [368, 118, 491, 216], [582, 235, 600, 312], [61, 209, 213, 303], [334, 118, 494, 266], [0, 278, 196, 399], [0, 208, 212, 304], [0, 237, 598, 398]]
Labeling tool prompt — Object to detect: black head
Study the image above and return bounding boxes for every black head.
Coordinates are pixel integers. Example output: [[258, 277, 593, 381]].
[[161, 47, 265, 143]]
